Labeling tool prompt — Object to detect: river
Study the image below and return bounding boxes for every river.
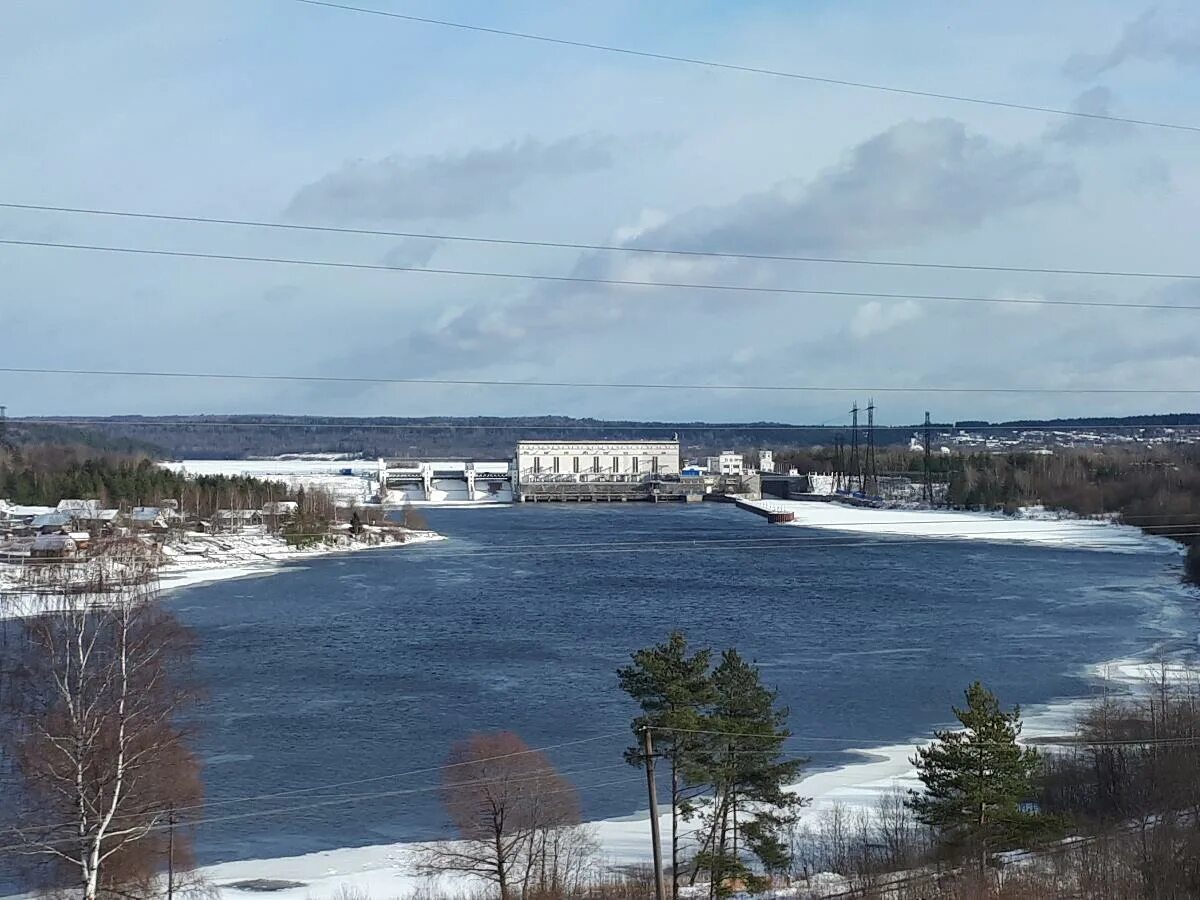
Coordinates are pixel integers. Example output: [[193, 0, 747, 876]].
[[162, 503, 1193, 867]]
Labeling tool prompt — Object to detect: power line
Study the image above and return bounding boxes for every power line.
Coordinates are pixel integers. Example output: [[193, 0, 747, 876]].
[[9, 416, 1200, 433], [290, 0, 1200, 135], [5, 755, 634, 844], [4, 366, 1200, 396], [0, 772, 644, 856], [651, 725, 1200, 749], [5, 200, 1199, 283], [3, 237, 1198, 313]]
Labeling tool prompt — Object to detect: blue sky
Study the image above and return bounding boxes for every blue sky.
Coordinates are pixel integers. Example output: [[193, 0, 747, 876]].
[[2, 1, 1199, 425]]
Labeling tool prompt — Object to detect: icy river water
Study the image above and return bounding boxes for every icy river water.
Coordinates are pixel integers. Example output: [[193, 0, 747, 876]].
[[163, 503, 1195, 867]]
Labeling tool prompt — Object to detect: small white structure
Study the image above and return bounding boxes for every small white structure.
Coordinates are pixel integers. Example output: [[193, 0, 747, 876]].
[[707, 451, 745, 477], [516, 440, 680, 484], [758, 449, 775, 473]]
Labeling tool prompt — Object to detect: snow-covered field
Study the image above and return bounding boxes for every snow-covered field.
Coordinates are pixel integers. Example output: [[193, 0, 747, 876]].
[[162, 459, 380, 506], [741, 498, 1179, 554]]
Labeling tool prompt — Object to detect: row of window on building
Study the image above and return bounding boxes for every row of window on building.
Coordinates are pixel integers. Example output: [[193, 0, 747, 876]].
[[531, 455, 661, 475]]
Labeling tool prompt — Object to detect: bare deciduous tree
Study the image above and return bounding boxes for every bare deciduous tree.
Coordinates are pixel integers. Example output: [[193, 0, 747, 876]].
[[0, 540, 202, 900], [416, 731, 595, 900]]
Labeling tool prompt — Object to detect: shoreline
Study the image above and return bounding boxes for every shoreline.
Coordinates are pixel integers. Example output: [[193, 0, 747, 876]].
[[0, 530, 447, 618], [737, 497, 1184, 555], [157, 529, 447, 594], [187, 654, 1169, 900]]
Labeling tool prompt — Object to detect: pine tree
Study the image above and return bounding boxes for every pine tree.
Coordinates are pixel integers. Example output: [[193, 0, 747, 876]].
[[907, 681, 1056, 873], [694, 650, 802, 897], [617, 631, 714, 899]]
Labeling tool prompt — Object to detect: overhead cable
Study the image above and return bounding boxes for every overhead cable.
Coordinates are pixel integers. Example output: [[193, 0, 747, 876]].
[[2, 366, 1199, 396], [4, 201, 1198, 282], [290, 0, 1200, 135], [2, 238, 1198, 312]]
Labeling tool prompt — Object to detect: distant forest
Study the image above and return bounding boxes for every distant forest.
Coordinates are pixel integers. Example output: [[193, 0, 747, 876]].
[[6, 413, 1200, 460], [0, 445, 291, 515]]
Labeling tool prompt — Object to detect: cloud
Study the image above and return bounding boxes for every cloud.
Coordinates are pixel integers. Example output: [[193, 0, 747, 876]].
[[637, 118, 1078, 255], [285, 135, 615, 222], [1045, 87, 1134, 145], [849, 300, 923, 339], [1065, 8, 1200, 78]]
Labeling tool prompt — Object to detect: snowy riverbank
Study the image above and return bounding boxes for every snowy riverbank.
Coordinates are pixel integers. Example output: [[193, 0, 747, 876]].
[[738, 498, 1182, 554], [0, 529, 446, 618], [185, 686, 1109, 900]]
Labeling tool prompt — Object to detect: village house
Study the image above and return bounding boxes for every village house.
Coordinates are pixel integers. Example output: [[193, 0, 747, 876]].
[[30, 533, 79, 560], [212, 508, 263, 531], [261, 500, 299, 529], [129, 506, 180, 531]]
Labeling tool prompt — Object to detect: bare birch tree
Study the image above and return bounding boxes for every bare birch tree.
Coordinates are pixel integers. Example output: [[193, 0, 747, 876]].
[[0, 540, 202, 900]]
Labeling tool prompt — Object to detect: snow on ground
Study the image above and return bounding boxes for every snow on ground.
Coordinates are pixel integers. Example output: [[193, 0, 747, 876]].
[[186, 688, 1099, 900], [0, 529, 446, 619], [162, 459, 380, 506], [741, 498, 1179, 554]]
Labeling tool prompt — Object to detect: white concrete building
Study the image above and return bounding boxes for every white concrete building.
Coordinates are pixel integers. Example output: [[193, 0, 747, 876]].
[[516, 440, 680, 484], [758, 449, 774, 473], [708, 451, 745, 477]]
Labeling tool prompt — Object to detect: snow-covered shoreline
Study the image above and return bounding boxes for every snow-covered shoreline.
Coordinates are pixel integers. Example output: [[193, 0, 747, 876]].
[[183, 683, 1113, 900], [738, 497, 1183, 554], [0, 530, 446, 618]]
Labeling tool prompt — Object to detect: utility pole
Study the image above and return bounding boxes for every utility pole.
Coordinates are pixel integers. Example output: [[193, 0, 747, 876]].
[[865, 399, 877, 497], [849, 403, 861, 494], [922, 411, 933, 504], [167, 806, 176, 900], [642, 727, 666, 900]]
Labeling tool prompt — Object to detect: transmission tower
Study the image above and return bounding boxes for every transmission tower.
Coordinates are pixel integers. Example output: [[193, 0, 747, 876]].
[[921, 411, 933, 504], [848, 403, 861, 493], [865, 399, 878, 497]]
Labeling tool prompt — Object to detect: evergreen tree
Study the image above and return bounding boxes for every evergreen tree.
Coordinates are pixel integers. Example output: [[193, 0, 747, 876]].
[[617, 631, 714, 899], [693, 650, 802, 897], [907, 681, 1056, 873]]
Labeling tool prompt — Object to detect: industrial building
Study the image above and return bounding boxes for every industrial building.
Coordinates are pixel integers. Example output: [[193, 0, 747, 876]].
[[708, 450, 745, 477], [515, 439, 693, 502]]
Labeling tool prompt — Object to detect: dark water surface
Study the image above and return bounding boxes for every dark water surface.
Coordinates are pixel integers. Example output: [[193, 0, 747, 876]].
[[165, 504, 1193, 865]]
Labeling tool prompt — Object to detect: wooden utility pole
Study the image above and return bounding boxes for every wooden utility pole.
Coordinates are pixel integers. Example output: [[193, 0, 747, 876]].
[[642, 727, 666, 900], [167, 807, 176, 900]]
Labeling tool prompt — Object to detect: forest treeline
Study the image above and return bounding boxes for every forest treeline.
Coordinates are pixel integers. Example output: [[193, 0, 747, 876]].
[[0, 444, 293, 516], [10, 413, 1198, 460]]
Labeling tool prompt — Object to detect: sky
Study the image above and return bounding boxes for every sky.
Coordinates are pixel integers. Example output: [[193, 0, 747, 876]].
[[2, 0, 1199, 426]]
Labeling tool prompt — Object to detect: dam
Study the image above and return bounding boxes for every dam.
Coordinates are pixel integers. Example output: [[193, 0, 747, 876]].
[[377, 459, 514, 506]]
